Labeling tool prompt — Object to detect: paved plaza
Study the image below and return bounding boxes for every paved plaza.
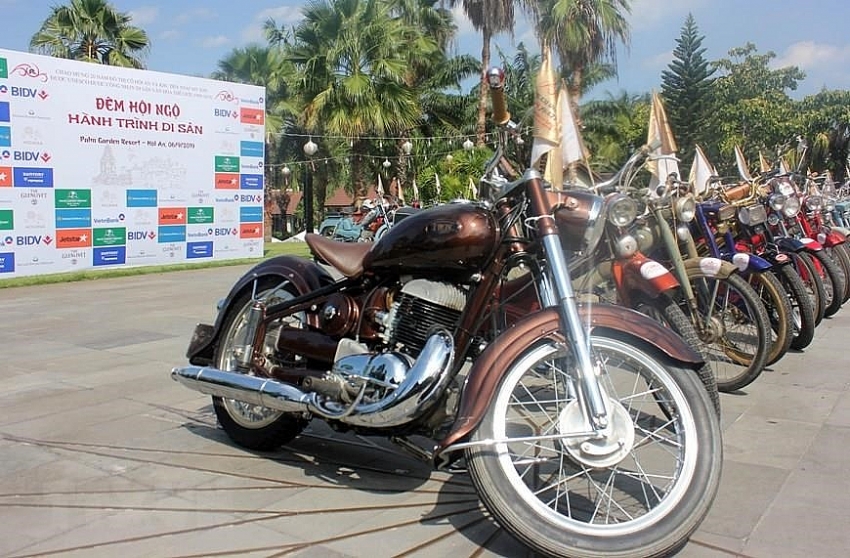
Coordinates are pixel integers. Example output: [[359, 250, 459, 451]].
[[1, 264, 849, 557]]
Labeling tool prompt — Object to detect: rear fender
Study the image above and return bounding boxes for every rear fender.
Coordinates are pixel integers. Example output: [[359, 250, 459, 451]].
[[187, 255, 335, 366], [434, 304, 703, 463], [817, 229, 846, 247]]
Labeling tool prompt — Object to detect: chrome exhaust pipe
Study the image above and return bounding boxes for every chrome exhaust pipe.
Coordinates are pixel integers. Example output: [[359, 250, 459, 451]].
[[171, 366, 312, 413], [171, 330, 455, 428]]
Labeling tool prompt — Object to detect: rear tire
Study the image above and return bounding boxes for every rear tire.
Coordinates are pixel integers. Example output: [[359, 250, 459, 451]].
[[792, 251, 826, 325], [466, 332, 722, 558], [747, 270, 793, 366], [809, 249, 845, 317]]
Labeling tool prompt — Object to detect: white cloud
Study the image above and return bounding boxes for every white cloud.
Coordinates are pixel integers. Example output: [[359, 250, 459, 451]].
[[643, 49, 673, 71], [175, 8, 217, 25], [128, 6, 159, 26], [241, 6, 304, 43], [159, 29, 181, 41], [201, 35, 231, 49], [627, 0, 706, 32], [774, 41, 850, 71]]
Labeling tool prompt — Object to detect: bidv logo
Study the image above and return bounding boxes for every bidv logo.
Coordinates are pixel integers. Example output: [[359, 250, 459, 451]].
[[14, 234, 52, 246], [7, 87, 49, 100], [214, 108, 240, 119], [210, 227, 238, 237], [7, 150, 51, 163], [239, 194, 262, 203], [2, 235, 13, 246], [127, 230, 156, 241]]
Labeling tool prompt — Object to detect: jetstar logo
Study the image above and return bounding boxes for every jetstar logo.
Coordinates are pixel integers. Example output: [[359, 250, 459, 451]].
[[215, 173, 239, 189], [239, 223, 263, 239], [158, 207, 187, 225], [240, 107, 264, 125], [0, 166, 10, 187], [56, 228, 92, 249]]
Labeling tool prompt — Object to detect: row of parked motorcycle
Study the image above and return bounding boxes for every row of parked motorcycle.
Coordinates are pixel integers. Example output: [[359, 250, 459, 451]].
[[569, 146, 850, 406]]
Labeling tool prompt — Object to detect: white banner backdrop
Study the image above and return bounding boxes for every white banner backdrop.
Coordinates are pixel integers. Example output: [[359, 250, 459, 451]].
[[0, 48, 266, 278]]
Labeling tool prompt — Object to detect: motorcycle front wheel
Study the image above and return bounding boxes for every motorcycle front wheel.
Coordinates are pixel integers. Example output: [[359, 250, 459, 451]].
[[466, 332, 722, 558]]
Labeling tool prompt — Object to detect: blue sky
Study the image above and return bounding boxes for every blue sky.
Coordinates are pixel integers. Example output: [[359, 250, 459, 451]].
[[2, 0, 850, 99]]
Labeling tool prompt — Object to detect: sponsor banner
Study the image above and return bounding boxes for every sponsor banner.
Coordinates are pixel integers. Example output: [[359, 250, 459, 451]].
[[214, 155, 240, 173], [0, 48, 264, 277], [13, 167, 53, 187], [186, 241, 213, 259], [0, 209, 12, 230], [240, 174, 263, 190], [55, 208, 91, 229], [158, 225, 186, 243], [126, 189, 157, 207], [93, 227, 126, 247], [0, 165, 11, 186], [93, 246, 126, 266], [240, 141, 264, 158], [239, 222, 263, 239], [0, 252, 14, 273], [55, 228, 92, 248], [239, 206, 263, 223], [55, 189, 91, 208]]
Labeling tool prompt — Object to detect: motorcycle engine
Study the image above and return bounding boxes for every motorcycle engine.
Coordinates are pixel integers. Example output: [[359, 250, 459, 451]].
[[381, 279, 467, 357]]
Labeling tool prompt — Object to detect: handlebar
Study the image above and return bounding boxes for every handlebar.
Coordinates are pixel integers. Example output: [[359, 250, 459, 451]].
[[486, 68, 511, 126]]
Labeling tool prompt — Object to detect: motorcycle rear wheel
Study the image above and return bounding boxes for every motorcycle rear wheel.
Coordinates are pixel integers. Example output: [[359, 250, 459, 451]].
[[775, 264, 817, 350], [825, 244, 850, 304], [212, 279, 307, 451], [466, 332, 722, 558], [746, 270, 793, 366], [791, 251, 826, 325], [809, 249, 845, 318]]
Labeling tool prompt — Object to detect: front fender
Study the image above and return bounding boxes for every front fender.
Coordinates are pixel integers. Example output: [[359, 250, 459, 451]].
[[187, 255, 335, 366], [614, 252, 680, 305], [775, 236, 810, 253], [434, 304, 703, 462], [683, 256, 739, 279], [727, 252, 773, 273]]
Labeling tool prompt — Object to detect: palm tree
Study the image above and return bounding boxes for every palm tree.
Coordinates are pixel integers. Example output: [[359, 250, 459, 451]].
[[532, 0, 631, 114], [30, 0, 149, 68], [288, 0, 440, 198], [450, 0, 515, 145]]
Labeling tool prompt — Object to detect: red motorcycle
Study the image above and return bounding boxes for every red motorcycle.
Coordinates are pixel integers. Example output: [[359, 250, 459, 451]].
[[171, 69, 721, 558]]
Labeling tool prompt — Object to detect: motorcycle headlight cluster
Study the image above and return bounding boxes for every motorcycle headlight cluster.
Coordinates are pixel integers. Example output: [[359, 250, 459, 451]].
[[783, 195, 801, 217], [674, 195, 696, 222], [607, 194, 638, 228], [737, 204, 767, 226], [825, 197, 837, 211], [806, 195, 823, 211]]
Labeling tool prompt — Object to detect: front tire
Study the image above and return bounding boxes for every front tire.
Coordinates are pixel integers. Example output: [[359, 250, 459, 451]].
[[212, 280, 307, 451], [466, 333, 722, 558]]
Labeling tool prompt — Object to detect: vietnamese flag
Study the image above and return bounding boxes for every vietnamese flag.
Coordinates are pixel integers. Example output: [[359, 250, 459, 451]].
[[0, 166, 11, 187], [215, 172, 240, 189], [240, 107, 265, 125], [240, 223, 263, 239]]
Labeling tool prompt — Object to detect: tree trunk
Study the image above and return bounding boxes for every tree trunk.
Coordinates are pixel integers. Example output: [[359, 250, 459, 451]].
[[476, 27, 492, 146], [351, 138, 368, 201], [569, 65, 584, 129]]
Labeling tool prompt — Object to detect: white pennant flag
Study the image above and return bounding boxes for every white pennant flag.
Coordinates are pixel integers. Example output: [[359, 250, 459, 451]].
[[559, 86, 588, 167], [531, 45, 560, 183], [467, 177, 477, 200], [412, 178, 420, 202], [434, 172, 442, 201], [734, 145, 753, 182], [646, 92, 680, 193], [689, 144, 717, 196], [377, 174, 385, 196]]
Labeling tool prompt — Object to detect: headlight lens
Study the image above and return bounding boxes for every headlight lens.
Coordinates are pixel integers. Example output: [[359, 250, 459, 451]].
[[607, 194, 638, 228], [783, 195, 801, 217], [674, 195, 696, 222], [806, 195, 823, 211], [737, 204, 767, 226], [769, 193, 786, 211]]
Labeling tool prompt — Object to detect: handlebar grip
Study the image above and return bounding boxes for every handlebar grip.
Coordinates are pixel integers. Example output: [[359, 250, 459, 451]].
[[485, 67, 511, 126]]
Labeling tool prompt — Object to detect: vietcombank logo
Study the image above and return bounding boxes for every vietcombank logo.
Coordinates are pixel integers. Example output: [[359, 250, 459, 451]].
[[55, 189, 92, 209], [187, 207, 214, 224], [0, 58, 7, 79]]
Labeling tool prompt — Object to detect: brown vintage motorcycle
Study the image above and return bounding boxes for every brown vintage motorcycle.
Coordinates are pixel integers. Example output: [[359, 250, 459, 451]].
[[171, 69, 722, 558]]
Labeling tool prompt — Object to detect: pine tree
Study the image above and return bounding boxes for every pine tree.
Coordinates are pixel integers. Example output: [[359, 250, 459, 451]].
[[661, 14, 715, 168]]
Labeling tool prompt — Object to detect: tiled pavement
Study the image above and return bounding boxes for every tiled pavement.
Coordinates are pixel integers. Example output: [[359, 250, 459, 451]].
[[1, 265, 849, 557]]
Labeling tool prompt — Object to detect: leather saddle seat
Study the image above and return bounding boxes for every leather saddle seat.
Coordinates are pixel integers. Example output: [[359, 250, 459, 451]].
[[305, 233, 372, 278]]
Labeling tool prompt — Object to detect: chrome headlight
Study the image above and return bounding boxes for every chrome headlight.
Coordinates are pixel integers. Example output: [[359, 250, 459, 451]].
[[783, 195, 801, 217], [607, 194, 638, 228], [737, 204, 767, 226], [674, 195, 696, 222], [825, 197, 836, 211], [806, 195, 823, 211], [768, 193, 786, 211]]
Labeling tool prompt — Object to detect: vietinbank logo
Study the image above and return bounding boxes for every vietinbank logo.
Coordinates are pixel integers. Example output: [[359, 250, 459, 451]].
[[239, 206, 263, 223], [0, 126, 10, 147], [240, 141, 264, 158]]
